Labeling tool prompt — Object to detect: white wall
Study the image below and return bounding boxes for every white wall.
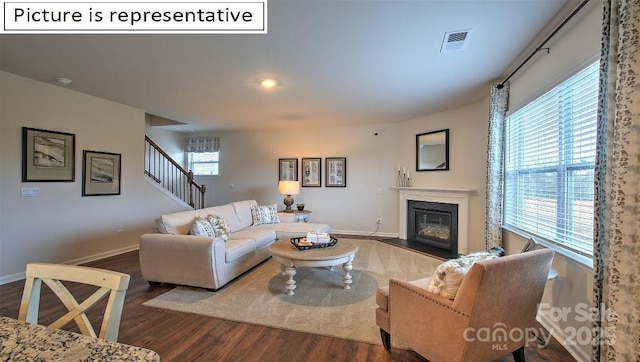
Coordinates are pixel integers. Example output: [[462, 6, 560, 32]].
[[190, 124, 400, 236], [168, 97, 489, 245], [145, 124, 186, 168], [0, 72, 188, 283], [504, 3, 601, 361]]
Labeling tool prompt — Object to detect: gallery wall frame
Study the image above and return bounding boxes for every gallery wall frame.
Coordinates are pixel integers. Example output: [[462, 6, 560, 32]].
[[416, 128, 449, 171], [301, 157, 322, 187], [82, 150, 121, 196], [326, 157, 346, 187], [279, 158, 298, 181], [22, 127, 76, 182]]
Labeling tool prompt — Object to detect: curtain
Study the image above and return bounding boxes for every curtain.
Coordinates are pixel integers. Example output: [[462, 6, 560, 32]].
[[485, 82, 509, 249], [184, 136, 220, 153], [592, 1, 640, 361]]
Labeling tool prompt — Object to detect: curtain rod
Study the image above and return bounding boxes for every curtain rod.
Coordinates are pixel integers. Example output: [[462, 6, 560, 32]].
[[497, 0, 591, 89]]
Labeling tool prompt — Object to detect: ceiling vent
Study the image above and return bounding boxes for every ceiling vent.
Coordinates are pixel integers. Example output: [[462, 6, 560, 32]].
[[440, 29, 472, 53]]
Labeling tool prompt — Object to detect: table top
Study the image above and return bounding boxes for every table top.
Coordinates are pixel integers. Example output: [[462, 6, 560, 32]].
[[278, 210, 311, 214], [269, 238, 359, 261], [0, 316, 159, 361]]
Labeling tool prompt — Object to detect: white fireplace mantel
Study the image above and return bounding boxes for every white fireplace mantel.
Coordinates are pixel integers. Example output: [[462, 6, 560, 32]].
[[392, 187, 475, 254]]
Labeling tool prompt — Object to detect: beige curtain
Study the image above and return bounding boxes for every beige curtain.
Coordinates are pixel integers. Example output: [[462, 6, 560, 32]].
[[485, 82, 509, 249], [592, 0, 640, 360]]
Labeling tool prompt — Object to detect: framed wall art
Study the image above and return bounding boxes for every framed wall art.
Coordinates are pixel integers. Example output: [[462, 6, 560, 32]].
[[279, 158, 298, 181], [82, 150, 121, 196], [326, 157, 346, 187], [416, 128, 449, 171], [301, 157, 322, 187], [22, 127, 75, 182]]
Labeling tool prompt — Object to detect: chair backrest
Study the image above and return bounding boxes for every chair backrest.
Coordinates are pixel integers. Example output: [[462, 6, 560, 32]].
[[452, 249, 555, 360], [18, 263, 130, 342]]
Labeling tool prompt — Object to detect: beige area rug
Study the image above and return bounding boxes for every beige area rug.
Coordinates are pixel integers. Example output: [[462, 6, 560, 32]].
[[143, 239, 442, 346]]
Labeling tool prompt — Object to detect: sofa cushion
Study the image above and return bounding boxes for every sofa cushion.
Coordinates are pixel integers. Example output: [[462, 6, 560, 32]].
[[204, 204, 242, 232], [207, 215, 231, 241], [376, 277, 431, 310], [251, 222, 331, 239], [231, 229, 276, 249], [189, 216, 216, 237], [160, 209, 204, 235], [251, 204, 280, 225], [426, 251, 500, 299], [155, 217, 168, 234], [224, 239, 257, 262], [231, 200, 258, 229]]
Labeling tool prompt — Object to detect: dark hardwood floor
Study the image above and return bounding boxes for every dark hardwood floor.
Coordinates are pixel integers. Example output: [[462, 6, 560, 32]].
[[0, 237, 574, 361]]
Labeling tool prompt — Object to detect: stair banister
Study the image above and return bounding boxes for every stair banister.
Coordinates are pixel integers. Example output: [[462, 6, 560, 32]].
[[144, 135, 206, 209]]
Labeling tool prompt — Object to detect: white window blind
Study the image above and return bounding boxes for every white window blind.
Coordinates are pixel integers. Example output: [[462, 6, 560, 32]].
[[188, 152, 219, 176], [504, 61, 599, 258]]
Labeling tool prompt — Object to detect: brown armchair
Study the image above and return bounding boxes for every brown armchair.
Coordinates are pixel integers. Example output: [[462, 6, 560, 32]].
[[375, 248, 554, 361]]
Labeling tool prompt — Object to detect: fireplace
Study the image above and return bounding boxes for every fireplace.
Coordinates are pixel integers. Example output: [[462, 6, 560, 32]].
[[408, 201, 458, 255], [395, 187, 473, 255]]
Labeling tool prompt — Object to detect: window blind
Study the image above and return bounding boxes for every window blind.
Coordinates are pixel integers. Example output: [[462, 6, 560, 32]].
[[188, 152, 219, 176], [504, 61, 599, 258]]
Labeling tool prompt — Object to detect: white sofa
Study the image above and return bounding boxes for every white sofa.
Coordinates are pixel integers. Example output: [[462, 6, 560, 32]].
[[139, 200, 331, 290]]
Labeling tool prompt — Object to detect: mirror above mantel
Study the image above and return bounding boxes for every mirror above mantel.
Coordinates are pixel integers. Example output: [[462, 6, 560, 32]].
[[416, 129, 449, 171]]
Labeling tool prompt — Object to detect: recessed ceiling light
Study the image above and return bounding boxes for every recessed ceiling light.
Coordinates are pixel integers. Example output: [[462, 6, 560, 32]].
[[55, 77, 72, 86], [260, 78, 278, 88]]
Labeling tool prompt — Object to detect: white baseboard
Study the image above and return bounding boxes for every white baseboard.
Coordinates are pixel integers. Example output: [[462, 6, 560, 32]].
[[537, 310, 590, 362], [0, 244, 140, 286], [331, 229, 398, 239]]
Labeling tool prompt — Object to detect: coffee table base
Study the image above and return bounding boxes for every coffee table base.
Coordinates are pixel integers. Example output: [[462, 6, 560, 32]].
[[269, 239, 360, 296], [280, 261, 354, 296]]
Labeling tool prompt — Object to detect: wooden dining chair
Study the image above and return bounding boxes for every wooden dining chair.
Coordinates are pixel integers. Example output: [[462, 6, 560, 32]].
[[18, 263, 131, 342]]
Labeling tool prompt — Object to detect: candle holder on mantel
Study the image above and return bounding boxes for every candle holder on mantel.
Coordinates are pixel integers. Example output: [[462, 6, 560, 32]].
[[395, 168, 411, 187]]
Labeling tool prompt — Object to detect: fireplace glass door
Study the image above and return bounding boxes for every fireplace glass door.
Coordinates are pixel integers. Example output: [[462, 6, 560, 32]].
[[408, 201, 458, 254]]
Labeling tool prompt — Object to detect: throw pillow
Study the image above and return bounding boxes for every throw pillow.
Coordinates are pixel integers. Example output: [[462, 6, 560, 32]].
[[251, 204, 280, 225], [189, 216, 215, 237], [207, 215, 231, 241], [426, 251, 500, 300]]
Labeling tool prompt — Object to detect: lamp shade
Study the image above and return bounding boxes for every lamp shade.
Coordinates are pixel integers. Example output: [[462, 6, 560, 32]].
[[278, 180, 300, 195]]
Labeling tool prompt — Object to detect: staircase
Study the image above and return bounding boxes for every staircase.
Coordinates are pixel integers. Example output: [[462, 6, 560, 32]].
[[144, 136, 206, 209]]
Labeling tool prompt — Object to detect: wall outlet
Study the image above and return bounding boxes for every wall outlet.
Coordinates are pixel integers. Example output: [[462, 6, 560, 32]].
[[376, 218, 382, 225]]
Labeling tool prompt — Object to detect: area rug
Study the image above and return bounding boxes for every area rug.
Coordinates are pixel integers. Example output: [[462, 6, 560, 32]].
[[142, 239, 442, 346]]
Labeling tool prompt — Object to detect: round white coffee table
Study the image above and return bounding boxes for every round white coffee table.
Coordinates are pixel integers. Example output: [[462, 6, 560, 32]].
[[269, 239, 359, 296]]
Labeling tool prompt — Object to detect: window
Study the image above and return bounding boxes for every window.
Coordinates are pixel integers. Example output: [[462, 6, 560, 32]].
[[187, 152, 219, 176], [504, 61, 599, 261]]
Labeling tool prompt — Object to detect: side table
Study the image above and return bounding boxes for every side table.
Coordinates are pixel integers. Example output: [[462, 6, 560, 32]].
[[278, 210, 311, 223]]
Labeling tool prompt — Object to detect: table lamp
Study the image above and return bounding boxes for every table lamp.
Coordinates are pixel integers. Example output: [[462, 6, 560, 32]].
[[278, 180, 300, 212]]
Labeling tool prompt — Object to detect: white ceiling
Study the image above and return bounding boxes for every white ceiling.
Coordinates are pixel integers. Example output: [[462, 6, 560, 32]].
[[0, 0, 571, 132]]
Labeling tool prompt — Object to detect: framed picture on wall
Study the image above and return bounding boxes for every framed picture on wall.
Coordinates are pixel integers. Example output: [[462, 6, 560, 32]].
[[279, 158, 298, 181], [22, 127, 76, 182], [301, 158, 322, 187], [82, 150, 121, 196], [326, 157, 346, 187]]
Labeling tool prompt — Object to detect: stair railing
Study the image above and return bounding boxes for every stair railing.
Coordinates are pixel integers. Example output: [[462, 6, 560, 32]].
[[144, 136, 206, 209]]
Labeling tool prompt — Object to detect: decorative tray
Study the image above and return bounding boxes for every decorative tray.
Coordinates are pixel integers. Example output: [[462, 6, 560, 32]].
[[290, 236, 338, 250]]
